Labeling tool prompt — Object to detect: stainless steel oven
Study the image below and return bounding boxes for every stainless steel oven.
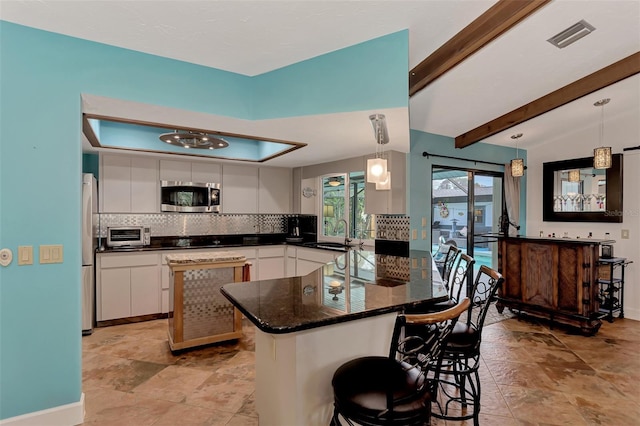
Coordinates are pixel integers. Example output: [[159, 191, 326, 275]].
[[160, 181, 221, 213]]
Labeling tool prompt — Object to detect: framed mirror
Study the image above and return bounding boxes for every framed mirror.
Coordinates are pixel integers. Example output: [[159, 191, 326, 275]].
[[542, 154, 623, 222]]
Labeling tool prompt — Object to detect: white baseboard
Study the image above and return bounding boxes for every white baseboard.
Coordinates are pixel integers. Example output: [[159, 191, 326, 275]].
[[0, 393, 84, 426], [620, 307, 640, 321]]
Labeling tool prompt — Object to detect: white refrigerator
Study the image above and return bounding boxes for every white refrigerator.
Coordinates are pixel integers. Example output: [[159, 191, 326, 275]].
[[82, 173, 97, 335]]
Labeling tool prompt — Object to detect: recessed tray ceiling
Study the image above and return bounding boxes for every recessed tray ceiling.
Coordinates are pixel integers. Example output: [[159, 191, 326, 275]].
[[83, 115, 306, 162]]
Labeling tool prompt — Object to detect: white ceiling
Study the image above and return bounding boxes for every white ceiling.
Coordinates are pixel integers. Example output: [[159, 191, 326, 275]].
[[2, 0, 639, 166]]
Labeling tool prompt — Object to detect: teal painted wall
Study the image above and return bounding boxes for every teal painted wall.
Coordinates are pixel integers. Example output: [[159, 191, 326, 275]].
[[409, 130, 527, 251], [252, 30, 409, 118], [0, 21, 408, 419], [82, 154, 100, 177]]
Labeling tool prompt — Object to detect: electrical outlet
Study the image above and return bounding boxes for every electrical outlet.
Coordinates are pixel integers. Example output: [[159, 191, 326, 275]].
[[621, 229, 630, 239]]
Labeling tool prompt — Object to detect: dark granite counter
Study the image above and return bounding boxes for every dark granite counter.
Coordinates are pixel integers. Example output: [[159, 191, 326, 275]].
[[99, 233, 293, 253], [221, 249, 448, 334]]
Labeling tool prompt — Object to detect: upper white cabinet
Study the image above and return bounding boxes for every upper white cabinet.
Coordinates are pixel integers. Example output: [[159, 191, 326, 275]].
[[159, 159, 221, 183], [365, 151, 406, 215], [223, 164, 259, 213], [259, 167, 292, 213], [100, 154, 159, 213]]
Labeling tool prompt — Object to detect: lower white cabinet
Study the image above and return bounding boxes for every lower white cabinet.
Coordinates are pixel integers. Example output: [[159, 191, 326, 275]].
[[96, 252, 161, 321], [96, 245, 339, 323], [295, 247, 339, 276], [258, 246, 286, 280]]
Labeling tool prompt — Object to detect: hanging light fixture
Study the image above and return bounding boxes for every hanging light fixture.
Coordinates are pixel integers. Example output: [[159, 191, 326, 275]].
[[375, 172, 391, 190], [327, 176, 342, 187], [510, 133, 525, 177], [593, 98, 612, 169], [366, 114, 390, 183], [568, 169, 581, 182], [159, 130, 229, 150]]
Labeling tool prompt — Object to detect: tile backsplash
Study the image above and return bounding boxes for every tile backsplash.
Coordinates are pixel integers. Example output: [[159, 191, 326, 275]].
[[96, 213, 314, 237], [375, 215, 410, 241]]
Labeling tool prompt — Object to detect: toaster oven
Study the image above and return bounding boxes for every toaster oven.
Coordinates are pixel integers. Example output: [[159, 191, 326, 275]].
[[107, 226, 150, 247]]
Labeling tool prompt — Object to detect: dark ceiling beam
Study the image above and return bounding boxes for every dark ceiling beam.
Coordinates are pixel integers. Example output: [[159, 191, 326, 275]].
[[408, 0, 551, 97], [455, 52, 640, 148]]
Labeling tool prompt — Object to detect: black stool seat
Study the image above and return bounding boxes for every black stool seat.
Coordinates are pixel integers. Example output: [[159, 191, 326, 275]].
[[330, 299, 471, 426], [332, 356, 429, 424], [446, 322, 480, 351]]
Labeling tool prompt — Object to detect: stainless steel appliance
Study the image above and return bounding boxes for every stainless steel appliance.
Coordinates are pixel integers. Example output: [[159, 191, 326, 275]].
[[82, 173, 97, 335], [161, 181, 221, 213], [106, 226, 150, 247]]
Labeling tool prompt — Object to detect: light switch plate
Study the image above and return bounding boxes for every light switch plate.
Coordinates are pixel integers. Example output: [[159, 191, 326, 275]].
[[621, 229, 630, 239], [40, 245, 64, 264], [18, 246, 33, 265]]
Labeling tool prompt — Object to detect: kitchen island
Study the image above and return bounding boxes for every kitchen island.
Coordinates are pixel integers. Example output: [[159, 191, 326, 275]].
[[221, 249, 447, 426]]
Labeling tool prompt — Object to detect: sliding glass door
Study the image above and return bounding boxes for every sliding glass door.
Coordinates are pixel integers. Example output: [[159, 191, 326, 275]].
[[431, 167, 503, 270]]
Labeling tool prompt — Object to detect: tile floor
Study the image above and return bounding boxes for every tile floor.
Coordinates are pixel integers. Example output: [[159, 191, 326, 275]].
[[81, 309, 640, 425]]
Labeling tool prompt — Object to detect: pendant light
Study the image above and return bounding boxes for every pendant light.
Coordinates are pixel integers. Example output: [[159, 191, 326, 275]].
[[568, 169, 581, 182], [375, 172, 391, 190], [367, 114, 390, 183], [510, 133, 525, 177], [593, 98, 612, 169]]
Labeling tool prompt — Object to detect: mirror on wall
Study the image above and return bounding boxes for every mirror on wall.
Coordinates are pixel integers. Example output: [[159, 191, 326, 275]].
[[542, 154, 623, 223]]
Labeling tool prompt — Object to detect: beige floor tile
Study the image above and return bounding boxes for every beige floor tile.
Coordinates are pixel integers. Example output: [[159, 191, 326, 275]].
[[185, 370, 255, 414], [133, 365, 213, 403], [80, 315, 640, 425], [83, 353, 166, 392], [499, 384, 588, 425], [83, 387, 174, 425]]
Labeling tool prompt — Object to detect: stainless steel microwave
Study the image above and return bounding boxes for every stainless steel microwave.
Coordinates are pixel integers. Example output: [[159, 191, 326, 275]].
[[160, 181, 221, 213], [107, 226, 150, 247]]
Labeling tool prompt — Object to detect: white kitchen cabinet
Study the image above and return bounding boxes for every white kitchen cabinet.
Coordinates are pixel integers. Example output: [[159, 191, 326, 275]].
[[100, 153, 159, 213], [131, 157, 159, 212], [365, 150, 406, 215], [96, 252, 161, 321], [295, 247, 338, 276], [191, 162, 221, 183], [159, 159, 192, 182], [222, 164, 259, 213], [131, 265, 162, 316], [259, 167, 292, 213], [99, 268, 131, 321], [286, 247, 297, 277], [100, 154, 132, 213], [160, 159, 221, 183], [257, 246, 286, 280]]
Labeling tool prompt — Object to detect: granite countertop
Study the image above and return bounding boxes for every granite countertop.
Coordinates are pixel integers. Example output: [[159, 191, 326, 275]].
[[220, 249, 448, 334], [165, 251, 247, 264]]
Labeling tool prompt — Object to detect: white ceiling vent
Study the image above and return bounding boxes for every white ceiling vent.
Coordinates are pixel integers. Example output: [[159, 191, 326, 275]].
[[547, 20, 596, 49]]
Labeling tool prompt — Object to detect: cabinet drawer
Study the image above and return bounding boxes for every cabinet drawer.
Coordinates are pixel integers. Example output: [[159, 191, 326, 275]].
[[99, 253, 159, 268], [259, 246, 285, 258]]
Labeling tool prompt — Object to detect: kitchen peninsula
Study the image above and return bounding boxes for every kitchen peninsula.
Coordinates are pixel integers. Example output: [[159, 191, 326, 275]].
[[221, 249, 447, 426], [497, 235, 615, 335]]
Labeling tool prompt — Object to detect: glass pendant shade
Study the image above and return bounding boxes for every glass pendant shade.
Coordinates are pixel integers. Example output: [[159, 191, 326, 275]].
[[593, 146, 612, 169], [568, 169, 581, 182], [367, 157, 387, 183], [375, 172, 391, 190], [510, 158, 525, 177]]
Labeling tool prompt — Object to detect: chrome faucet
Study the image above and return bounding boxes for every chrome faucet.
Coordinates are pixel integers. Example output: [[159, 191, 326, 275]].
[[336, 218, 353, 246]]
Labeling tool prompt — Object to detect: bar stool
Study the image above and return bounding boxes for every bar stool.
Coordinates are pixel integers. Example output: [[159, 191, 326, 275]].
[[330, 298, 471, 426], [431, 265, 504, 426]]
